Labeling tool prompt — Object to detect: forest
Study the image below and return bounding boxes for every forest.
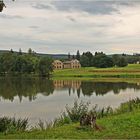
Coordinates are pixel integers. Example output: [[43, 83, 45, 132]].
[[0, 49, 53, 77]]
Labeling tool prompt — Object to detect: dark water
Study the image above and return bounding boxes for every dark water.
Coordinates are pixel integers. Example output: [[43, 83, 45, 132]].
[[0, 78, 140, 124]]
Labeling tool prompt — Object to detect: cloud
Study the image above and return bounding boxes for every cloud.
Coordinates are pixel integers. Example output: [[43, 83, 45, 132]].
[[66, 16, 76, 22], [0, 0, 140, 54], [32, 0, 119, 15], [29, 26, 39, 29], [32, 3, 52, 10], [0, 14, 23, 19]]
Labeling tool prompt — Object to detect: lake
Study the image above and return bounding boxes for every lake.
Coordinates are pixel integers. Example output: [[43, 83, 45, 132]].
[[0, 78, 140, 125]]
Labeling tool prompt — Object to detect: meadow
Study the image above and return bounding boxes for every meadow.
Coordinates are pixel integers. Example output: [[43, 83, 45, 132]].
[[53, 64, 140, 78]]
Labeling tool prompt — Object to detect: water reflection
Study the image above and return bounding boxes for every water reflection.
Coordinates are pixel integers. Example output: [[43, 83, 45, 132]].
[[0, 78, 140, 102]]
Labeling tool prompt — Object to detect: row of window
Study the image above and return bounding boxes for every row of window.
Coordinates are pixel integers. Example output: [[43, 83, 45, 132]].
[[55, 65, 80, 69]]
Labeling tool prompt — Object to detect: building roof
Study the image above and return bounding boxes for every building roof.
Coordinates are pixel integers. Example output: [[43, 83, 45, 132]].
[[63, 61, 71, 64], [71, 59, 80, 63], [53, 60, 63, 63]]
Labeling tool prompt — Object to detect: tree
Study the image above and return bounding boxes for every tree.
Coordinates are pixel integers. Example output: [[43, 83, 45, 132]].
[[1, 52, 16, 74], [80, 55, 90, 67], [0, 48, 54, 77], [80, 51, 93, 67], [72, 55, 75, 59], [92, 54, 114, 68], [0, 0, 15, 12], [0, 55, 4, 74], [0, 0, 6, 12], [68, 52, 71, 60], [116, 57, 128, 67], [19, 48, 22, 55], [28, 48, 32, 55], [10, 49, 14, 53], [112, 54, 119, 66], [95, 52, 104, 56], [76, 50, 80, 60], [38, 57, 53, 77]]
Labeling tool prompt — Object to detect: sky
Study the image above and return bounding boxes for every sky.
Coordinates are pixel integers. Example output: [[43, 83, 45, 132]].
[[0, 0, 140, 54]]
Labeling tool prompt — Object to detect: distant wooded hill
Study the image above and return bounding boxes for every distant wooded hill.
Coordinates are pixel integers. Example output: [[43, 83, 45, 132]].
[[0, 50, 136, 59], [0, 50, 68, 59]]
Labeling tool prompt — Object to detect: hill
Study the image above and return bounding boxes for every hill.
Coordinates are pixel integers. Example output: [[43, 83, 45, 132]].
[[0, 50, 68, 59]]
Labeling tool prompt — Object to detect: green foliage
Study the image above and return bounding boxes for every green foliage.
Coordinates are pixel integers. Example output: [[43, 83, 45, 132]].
[[116, 57, 128, 67], [0, 117, 28, 133], [35, 113, 72, 131], [80, 55, 90, 67], [38, 57, 53, 77], [0, 49, 53, 77], [115, 97, 140, 114], [53, 64, 140, 78], [0, 99, 140, 138], [53, 113, 72, 127], [76, 50, 80, 60], [60, 98, 140, 125], [79, 51, 139, 68], [80, 51, 114, 68], [65, 101, 90, 122], [80, 52, 93, 67], [93, 54, 114, 68]]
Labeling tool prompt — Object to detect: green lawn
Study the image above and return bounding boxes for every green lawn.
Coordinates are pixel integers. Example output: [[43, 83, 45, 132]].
[[0, 110, 140, 139], [53, 64, 140, 78]]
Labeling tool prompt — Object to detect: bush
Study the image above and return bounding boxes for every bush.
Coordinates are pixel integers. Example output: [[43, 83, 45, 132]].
[[115, 97, 140, 114], [65, 101, 90, 122], [0, 117, 28, 133]]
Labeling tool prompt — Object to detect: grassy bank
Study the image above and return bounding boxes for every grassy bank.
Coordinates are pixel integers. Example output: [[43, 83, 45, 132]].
[[53, 64, 140, 78], [0, 99, 140, 139], [1, 111, 139, 139]]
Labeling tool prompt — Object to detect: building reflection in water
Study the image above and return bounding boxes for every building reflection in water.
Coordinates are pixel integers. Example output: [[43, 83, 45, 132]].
[[0, 78, 140, 102], [53, 80, 81, 97]]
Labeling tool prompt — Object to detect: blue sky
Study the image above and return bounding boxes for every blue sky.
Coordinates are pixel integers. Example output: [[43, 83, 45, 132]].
[[0, 0, 140, 54]]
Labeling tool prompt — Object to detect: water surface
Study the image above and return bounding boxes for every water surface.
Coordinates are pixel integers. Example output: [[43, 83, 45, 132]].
[[0, 78, 140, 124]]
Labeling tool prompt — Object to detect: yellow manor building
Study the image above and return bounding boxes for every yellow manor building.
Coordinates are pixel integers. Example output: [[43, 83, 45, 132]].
[[53, 59, 81, 69]]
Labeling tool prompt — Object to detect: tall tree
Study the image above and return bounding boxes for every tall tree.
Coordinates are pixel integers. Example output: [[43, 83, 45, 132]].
[[19, 48, 22, 55], [76, 50, 80, 60], [68, 52, 71, 60], [80, 55, 90, 67], [38, 57, 53, 77], [92, 53, 114, 68], [72, 55, 75, 59], [28, 48, 32, 55], [80, 51, 93, 67], [10, 49, 14, 53]]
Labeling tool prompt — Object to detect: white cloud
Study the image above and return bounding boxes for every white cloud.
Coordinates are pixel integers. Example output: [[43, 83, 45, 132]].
[[0, 0, 140, 54]]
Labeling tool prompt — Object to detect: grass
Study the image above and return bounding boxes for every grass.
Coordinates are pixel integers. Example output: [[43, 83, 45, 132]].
[[0, 111, 140, 139], [0, 117, 28, 134], [53, 64, 140, 78], [0, 99, 140, 139]]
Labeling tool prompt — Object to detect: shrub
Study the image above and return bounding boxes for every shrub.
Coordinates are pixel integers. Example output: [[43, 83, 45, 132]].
[[35, 113, 72, 131], [0, 117, 28, 133], [65, 101, 90, 122], [115, 97, 140, 114]]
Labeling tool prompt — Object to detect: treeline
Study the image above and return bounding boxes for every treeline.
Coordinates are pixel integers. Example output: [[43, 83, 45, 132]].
[[72, 51, 140, 68], [0, 49, 53, 77]]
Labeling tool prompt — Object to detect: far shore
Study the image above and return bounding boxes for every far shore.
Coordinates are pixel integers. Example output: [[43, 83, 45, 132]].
[[53, 64, 140, 78]]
